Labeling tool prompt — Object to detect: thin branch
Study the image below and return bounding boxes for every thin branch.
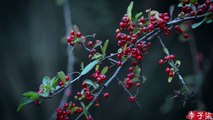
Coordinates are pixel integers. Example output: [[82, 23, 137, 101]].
[[157, 35, 190, 93], [117, 77, 142, 108], [75, 58, 129, 120]]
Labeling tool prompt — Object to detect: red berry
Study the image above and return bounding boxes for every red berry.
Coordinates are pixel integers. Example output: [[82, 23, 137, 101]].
[[120, 22, 126, 29], [58, 81, 63, 86], [132, 61, 137, 66], [122, 16, 130, 23], [82, 82, 87, 88], [135, 83, 141, 87], [70, 30, 75, 35], [129, 67, 134, 72], [164, 56, 170, 61], [183, 33, 189, 39], [129, 96, 135, 102], [77, 107, 83, 113], [95, 103, 100, 107], [169, 54, 175, 60], [117, 61, 122, 66], [140, 17, 145, 23], [103, 92, 110, 98], [64, 103, 69, 108], [165, 67, 171, 73], [169, 72, 174, 77], [100, 74, 107, 80], [86, 115, 92, 120], [69, 41, 74, 46], [66, 36, 72, 43], [77, 92, 82, 98], [158, 59, 164, 64], [65, 76, 69, 81], [76, 32, 82, 38], [87, 41, 93, 47], [66, 110, 72, 115]]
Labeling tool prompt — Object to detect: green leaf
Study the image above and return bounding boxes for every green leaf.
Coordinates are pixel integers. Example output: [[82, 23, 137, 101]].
[[101, 66, 108, 75], [81, 62, 85, 70], [178, 3, 182, 7], [133, 27, 139, 34], [92, 53, 103, 60], [71, 106, 78, 112], [191, 18, 205, 29], [57, 71, 66, 85], [17, 97, 33, 112], [191, 21, 203, 29], [163, 47, 170, 56], [80, 102, 87, 116], [81, 59, 100, 75], [94, 41, 102, 48], [134, 12, 142, 20], [39, 91, 49, 97], [190, 0, 197, 3], [101, 40, 109, 56], [117, 48, 122, 53], [175, 60, 181, 68], [168, 76, 174, 83], [127, 1, 134, 19], [95, 64, 100, 71], [22, 91, 39, 101], [42, 76, 50, 86], [51, 75, 59, 88], [83, 79, 99, 89], [205, 14, 213, 24]]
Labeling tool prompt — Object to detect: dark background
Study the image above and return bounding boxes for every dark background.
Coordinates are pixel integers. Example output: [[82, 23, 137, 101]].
[[0, 0, 213, 120]]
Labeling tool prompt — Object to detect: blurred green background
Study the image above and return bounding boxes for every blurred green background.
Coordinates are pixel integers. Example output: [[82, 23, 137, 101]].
[[0, 0, 213, 120]]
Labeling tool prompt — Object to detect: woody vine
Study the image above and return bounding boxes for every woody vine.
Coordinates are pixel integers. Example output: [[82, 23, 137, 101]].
[[17, 0, 213, 120]]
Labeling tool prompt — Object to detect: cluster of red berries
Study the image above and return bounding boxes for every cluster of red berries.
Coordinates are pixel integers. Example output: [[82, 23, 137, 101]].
[[158, 54, 176, 77], [158, 54, 175, 65], [180, 0, 213, 16], [124, 63, 141, 89], [66, 30, 82, 46], [80, 82, 95, 101], [91, 69, 107, 83], [56, 103, 72, 120], [174, 25, 189, 39], [58, 76, 70, 86], [165, 67, 174, 77], [56, 102, 84, 120]]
